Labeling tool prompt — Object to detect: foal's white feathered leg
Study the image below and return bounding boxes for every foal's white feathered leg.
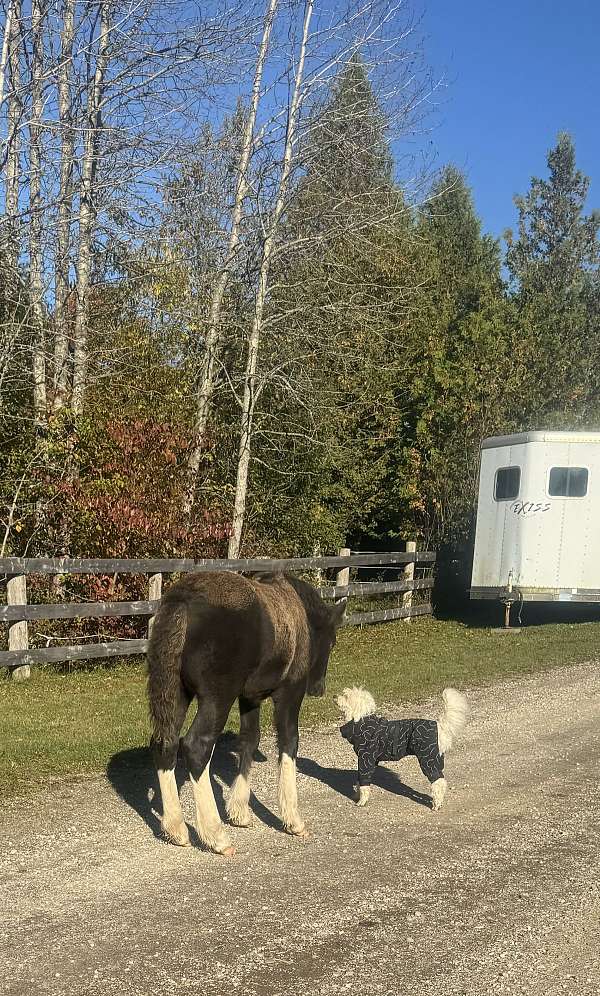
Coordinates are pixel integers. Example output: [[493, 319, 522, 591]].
[[278, 753, 307, 836], [226, 700, 261, 828], [190, 748, 235, 856], [157, 768, 189, 846], [227, 773, 253, 827]]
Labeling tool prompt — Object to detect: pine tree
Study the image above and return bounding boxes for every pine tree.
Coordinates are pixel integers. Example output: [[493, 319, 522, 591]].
[[303, 53, 393, 198], [505, 133, 600, 424], [288, 53, 398, 245], [506, 133, 599, 298], [381, 167, 521, 549], [420, 166, 502, 313], [264, 56, 413, 547]]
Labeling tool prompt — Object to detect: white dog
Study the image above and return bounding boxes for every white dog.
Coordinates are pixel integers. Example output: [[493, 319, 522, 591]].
[[336, 686, 468, 810]]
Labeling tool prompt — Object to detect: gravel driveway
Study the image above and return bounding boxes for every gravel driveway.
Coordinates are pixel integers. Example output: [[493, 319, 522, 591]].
[[2, 661, 600, 996]]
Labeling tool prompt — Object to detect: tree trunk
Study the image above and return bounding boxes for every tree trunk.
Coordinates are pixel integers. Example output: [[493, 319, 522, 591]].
[[0, 0, 15, 111], [228, 0, 313, 557], [52, 0, 76, 413], [72, 1, 111, 416], [0, 0, 18, 408], [184, 0, 280, 516], [29, 0, 47, 430], [4, 0, 21, 272]]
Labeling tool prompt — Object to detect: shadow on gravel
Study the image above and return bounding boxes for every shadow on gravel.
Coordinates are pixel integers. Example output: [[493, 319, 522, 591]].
[[297, 756, 432, 809], [106, 745, 184, 842], [106, 732, 281, 842]]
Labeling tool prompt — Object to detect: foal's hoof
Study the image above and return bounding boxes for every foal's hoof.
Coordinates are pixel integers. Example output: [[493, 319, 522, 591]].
[[161, 819, 190, 847], [226, 804, 253, 828], [229, 813, 253, 829], [286, 823, 310, 840], [219, 845, 236, 858]]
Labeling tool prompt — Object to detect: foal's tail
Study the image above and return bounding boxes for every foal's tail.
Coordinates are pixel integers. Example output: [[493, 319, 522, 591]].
[[147, 598, 188, 753], [437, 688, 468, 754]]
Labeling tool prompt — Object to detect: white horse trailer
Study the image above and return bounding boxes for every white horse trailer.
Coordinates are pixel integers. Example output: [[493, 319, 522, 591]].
[[470, 431, 600, 614]]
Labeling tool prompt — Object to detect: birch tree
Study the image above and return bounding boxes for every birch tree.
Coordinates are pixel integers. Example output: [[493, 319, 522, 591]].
[[71, 0, 111, 416], [0, 0, 14, 112], [223, 1, 433, 555], [4, 0, 21, 268], [184, 0, 280, 515], [52, 0, 75, 413], [0, 0, 253, 559], [228, 0, 313, 557], [0, 0, 20, 410], [28, 0, 47, 429]]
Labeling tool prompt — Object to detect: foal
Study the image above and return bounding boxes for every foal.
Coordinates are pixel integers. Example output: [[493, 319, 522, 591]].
[[147, 571, 345, 856]]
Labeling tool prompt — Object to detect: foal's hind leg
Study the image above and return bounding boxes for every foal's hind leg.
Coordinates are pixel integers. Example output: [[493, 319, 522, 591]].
[[153, 684, 191, 846], [226, 697, 261, 828], [181, 698, 235, 856], [273, 685, 307, 837]]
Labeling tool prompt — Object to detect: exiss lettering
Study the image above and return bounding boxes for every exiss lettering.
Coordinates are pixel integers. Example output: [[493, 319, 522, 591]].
[[510, 500, 551, 516]]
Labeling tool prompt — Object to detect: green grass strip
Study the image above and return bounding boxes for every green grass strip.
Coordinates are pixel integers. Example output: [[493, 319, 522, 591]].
[[2, 616, 599, 797]]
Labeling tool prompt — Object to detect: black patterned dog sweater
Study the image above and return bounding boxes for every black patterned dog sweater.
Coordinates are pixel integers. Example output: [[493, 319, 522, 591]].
[[340, 714, 445, 786]]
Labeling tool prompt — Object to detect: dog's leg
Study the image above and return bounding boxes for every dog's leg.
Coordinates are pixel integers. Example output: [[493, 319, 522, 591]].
[[431, 777, 447, 811], [355, 785, 371, 807]]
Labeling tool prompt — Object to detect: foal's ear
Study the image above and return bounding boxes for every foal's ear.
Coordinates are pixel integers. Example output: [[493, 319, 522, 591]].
[[330, 598, 347, 629]]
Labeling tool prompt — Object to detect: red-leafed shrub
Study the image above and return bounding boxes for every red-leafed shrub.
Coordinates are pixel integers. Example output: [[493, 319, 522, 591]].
[[52, 416, 230, 559]]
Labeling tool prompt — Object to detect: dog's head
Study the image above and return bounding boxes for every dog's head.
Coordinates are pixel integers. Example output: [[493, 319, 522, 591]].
[[335, 686, 377, 722]]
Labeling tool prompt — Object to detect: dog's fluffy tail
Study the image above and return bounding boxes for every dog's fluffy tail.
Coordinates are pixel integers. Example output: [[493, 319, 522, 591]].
[[437, 688, 468, 754]]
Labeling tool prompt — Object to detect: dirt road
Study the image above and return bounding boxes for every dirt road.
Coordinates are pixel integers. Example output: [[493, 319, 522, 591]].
[[2, 662, 600, 996]]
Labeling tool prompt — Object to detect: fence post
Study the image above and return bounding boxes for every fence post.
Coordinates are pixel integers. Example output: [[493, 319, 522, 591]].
[[402, 540, 417, 623], [336, 547, 350, 599], [148, 572, 162, 637], [313, 543, 323, 588], [8, 574, 30, 680]]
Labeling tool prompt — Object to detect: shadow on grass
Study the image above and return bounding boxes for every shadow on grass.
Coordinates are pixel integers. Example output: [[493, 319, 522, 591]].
[[106, 731, 280, 844], [434, 596, 600, 630], [297, 755, 432, 809]]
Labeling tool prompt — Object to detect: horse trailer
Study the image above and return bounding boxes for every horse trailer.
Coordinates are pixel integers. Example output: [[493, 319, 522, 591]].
[[470, 431, 600, 614]]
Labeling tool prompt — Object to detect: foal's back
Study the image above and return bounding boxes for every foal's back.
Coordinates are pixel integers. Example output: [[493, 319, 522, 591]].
[[156, 571, 310, 698]]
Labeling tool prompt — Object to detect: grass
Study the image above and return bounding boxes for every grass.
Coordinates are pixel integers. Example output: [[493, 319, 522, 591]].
[[2, 612, 600, 797]]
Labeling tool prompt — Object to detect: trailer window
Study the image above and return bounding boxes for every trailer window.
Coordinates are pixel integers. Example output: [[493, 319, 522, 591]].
[[548, 467, 588, 497], [494, 466, 520, 500]]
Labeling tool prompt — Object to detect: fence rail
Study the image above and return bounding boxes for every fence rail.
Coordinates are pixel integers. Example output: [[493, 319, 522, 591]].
[[1, 548, 435, 674], [0, 552, 435, 575]]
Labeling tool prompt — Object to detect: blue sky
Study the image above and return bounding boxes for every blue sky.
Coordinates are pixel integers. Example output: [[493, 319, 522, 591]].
[[418, 0, 600, 240]]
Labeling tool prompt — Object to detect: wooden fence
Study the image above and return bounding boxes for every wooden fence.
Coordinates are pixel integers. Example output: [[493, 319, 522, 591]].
[[0, 547, 435, 677]]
